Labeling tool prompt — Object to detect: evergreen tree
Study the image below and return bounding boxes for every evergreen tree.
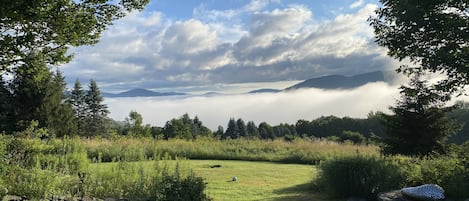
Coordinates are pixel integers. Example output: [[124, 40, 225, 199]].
[[258, 122, 274, 140], [9, 58, 53, 131], [236, 118, 247, 138], [70, 79, 88, 135], [42, 70, 76, 137], [85, 79, 109, 136], [0, 75, 13, 132], [246, 121, 260, 139], [192, 116, 211, 138], [214, 126, 224, 139], [224, 118, 239, 140], [380, 73, 459, 156]]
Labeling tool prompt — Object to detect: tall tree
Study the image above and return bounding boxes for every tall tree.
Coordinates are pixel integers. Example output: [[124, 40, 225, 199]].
[[0, 75, 13, 132], [85, 79, 109, 136], [246, 121, 260, 139], [0, 0, 149, 72], [224, 118, 240, 140], [192, 116, 211, 138], [41, 70, 76, 137], [163, 119, 191, 140], [70, 79, 87, 135], [236, 118, 247, 138], [9, 57, 53, 131], [369, 0, 468, 94], [380, 73, 459, 156], [258, 122, 274, 140]]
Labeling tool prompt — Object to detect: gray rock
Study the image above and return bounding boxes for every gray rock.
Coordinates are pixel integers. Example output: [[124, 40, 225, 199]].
[[400, 184, 445, 201], [378, 190, 413, 201]]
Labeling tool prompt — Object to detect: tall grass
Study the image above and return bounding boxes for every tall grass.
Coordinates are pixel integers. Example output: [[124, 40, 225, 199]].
[[83, 137, 379, 164], [2, 137, 211, 200]]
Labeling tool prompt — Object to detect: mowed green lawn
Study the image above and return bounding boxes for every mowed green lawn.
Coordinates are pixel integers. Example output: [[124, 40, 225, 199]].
[[90, 160, 333, 201], [189, 160, 330, 201]]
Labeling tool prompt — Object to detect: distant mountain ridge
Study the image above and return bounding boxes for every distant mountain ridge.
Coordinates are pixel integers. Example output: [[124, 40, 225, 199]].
[[103, 88, 186, 98], [248, 88, 282, 94], [286, 71, 394, 90], [103, 71, 395, 97]]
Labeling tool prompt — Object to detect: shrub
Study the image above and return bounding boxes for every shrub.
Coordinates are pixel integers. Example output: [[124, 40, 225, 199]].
[[316, 154, 404, 200], [157, 170, 211, 201], [6, 167, 80, 199], [339, 131, 366, 145]]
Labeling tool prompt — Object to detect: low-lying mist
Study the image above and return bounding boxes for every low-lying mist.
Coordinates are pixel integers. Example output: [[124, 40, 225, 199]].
[[105, 82, 401, 130]]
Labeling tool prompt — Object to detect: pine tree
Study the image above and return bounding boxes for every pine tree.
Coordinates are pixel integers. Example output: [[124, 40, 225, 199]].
[[236, 118, 247, 138], [42, 70, 76, 137], [224, 118, 239, 140], [380, 73, 459, 156], [0, 75, 13, 132], [246, 121, 260, 139], [70, 79, 88, 135], [9, 59, 52, 131], [85, 80, 109, 137]]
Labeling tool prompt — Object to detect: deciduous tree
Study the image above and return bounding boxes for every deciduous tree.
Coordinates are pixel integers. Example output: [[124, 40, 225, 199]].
[[370, 0, 468, 93], [1, 0, 149, 72]]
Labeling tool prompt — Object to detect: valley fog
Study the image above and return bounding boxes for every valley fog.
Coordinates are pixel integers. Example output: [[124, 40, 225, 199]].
[[105, 82, 400, 130]]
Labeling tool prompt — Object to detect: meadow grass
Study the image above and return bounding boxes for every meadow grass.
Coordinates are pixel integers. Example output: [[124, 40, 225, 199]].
[[83, 137, 379, 164], [90, 160, 336, 201]]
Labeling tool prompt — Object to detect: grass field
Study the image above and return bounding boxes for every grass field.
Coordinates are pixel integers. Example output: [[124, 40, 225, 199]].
[[190, 160, 331, 201], [90, 160, 333, 201]]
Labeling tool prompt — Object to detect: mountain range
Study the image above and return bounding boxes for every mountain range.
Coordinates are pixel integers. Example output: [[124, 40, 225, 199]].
[[102, 88, 186, 98], [285, 71, 394, 90], [103, 71, 395, 97]]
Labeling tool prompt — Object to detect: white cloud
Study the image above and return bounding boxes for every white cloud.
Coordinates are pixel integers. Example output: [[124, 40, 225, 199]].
[[62, 1, 401, 92], [105, 82, 400, 130], [350, 0, 365, 9]]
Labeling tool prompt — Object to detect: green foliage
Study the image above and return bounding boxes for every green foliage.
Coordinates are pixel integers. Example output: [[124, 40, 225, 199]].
[[85, 161, 210, 201], [6, 167, 80, 199], [370, 0, 469, 94], [380, 74, 459, 156], [295, 115, 384, 139], [84, 137, 379, 164], [85, 80, 109, 137], [2, 63, 76, 136], [163, 114, 211, 140], [158, 168, 211, 201], [70, 79, 88, 135], [0, 0, 149, 72], [339, 131, 366, 145], [317, 153, 469, 200], [316, 155, 404, 200]]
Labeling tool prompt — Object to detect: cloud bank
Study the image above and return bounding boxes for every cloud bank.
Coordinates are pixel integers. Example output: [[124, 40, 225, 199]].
[[105, 82, 400, 130], [62, 0, 402, 92]]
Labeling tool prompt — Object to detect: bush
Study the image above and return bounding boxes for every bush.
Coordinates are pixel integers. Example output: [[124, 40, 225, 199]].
[[157, 170, 211, 201], [408, 156, 469, 200], [6, 167, 80, 199], [316, 154, 404, 200], [339, 131, 366, 145], [84, 161, 210, 201]]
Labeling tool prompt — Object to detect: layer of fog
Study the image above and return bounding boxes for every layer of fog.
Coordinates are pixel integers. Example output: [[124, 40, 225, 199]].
[[105, 82, 402, 130]]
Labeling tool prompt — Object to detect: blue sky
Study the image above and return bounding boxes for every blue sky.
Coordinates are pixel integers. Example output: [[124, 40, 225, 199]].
[[62, 0, 402, 93]]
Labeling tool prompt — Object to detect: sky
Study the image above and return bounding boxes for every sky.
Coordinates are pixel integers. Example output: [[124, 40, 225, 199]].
[[60, 0, 419, 128], [61, 0, 404, 94]]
